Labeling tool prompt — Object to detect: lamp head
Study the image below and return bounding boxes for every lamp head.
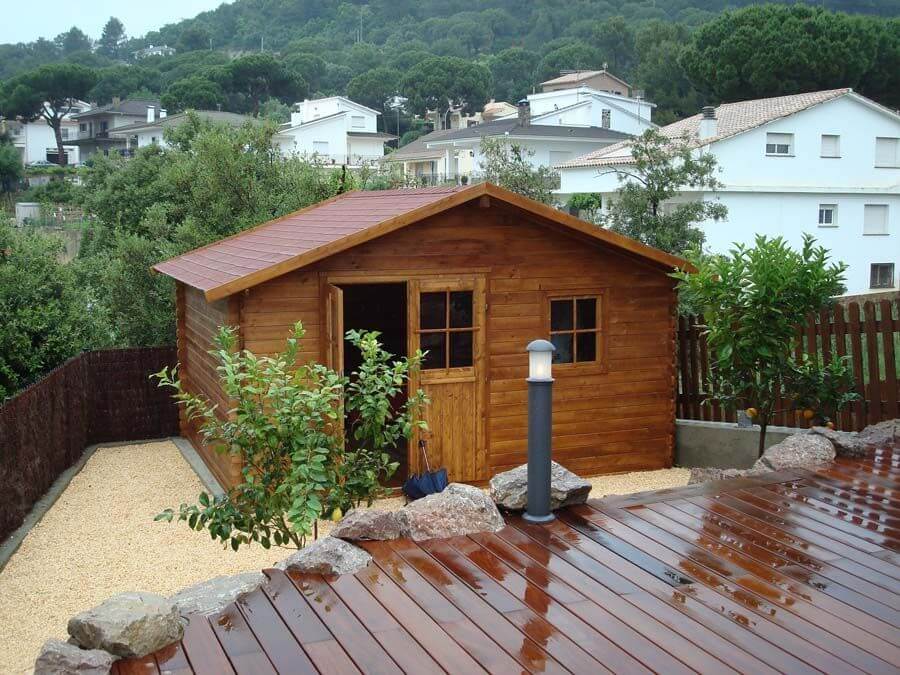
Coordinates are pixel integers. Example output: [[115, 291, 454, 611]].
[[526, 339, 555, 382]]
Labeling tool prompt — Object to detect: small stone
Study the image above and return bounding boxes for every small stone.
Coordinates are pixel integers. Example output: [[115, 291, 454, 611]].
[[687, 467, 760, 485], [396, 483, 504, 541], [807, 427, 868, 458], [276, 537, 372, 575], [331, 509, 403, 541], [34, 639, 117, 675], [67, 592, 183, 658], [753, 433, 835, 472], [170, 572, 265, 616], [489, 461, 591, 511]]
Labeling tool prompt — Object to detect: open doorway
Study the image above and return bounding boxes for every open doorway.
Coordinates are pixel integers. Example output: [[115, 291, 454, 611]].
[[340, 282, 408, 483]]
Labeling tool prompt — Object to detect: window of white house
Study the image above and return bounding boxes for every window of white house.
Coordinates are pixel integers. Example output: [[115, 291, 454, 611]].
[[601, 109, 611, 129], [765, 132, 793, 155], [548, 151, 572, 166], [875, 137, 899, 168], [818, 204, 837, 227], [60, 128, 69, 140], [351, 115, 365, 128], [870, 263, 895, 289], [820, 134, 840, 158], [79, 123, 86, 132], [863, 204, 889, 235], [312, 141, 329, 155]]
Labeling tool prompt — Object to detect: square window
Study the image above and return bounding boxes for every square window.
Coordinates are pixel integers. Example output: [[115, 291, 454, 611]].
[[420, 332, 446, 369], [449, 291, 473, 328], [550, 299, 573, 331], [551, 333, 574, 364], [821, 134, 840, 158], [875, 137, 899, 167], [864, 204, 889, 235], [420, 292, 446, 329], [870, 263, 895, 289], [449, 331, 473, 367], [766, 132, 793, 155], [818, 204, 837, 227]]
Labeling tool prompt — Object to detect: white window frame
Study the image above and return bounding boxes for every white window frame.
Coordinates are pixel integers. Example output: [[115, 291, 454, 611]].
[[820, 134, 840, 158], [870, 263, 895, 289], [863, 204, 889, 236], [312, 140, 329, 155], [818, 204, 838, 227], [875, 137, 899, 168], [351, 115, 365, 129], [765, 132, 793, 156]]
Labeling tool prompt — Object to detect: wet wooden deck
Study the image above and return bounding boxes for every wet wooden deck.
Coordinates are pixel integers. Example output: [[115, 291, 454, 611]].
[[114, 447, 900, 674]]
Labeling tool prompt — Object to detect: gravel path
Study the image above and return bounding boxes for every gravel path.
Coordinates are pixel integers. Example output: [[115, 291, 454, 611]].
[[0, 440, 687, 673]]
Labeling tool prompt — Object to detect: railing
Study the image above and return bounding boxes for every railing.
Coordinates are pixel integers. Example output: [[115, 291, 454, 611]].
[[677, 299, 900, 431]]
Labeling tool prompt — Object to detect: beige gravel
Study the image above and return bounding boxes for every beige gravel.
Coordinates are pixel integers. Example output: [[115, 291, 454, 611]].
[[0, 439, 687, 674], [0, 440, 402, 674]]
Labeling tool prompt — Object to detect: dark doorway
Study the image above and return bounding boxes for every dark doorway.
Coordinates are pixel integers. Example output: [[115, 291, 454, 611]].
[[340, 283, 408, 483]]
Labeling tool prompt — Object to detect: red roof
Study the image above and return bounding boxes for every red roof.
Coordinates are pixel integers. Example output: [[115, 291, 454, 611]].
[[154, 183, 689, 301]]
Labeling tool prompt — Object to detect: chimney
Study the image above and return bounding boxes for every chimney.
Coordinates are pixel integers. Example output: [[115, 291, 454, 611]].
[[112, 96, 120, 106], [517, 99, 530, 127], [146, 105, 155, 123], [699, 105, 717, 140], [159, 108, 167, 119]]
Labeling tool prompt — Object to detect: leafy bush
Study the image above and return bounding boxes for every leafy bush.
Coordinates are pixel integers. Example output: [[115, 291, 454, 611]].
[[154, 323, 427, 550], [788, 355, 860, 426]]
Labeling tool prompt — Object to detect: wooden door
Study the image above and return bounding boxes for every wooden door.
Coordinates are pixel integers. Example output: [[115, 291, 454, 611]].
[[324, 283, 344, 372], [408, 277, 486, 483]]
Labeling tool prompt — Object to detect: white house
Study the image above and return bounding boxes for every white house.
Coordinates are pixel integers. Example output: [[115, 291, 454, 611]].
[[273, 96, 396, 166], [3, 100, 89, 165], [557, 89, 900, 295], [109, 110, 252, 150], [71, 98, 163, 159]]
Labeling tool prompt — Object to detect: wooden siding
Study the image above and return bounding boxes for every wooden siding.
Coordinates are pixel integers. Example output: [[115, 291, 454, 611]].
[[179, 283, 242, 487], [238, 202, 677, 480]]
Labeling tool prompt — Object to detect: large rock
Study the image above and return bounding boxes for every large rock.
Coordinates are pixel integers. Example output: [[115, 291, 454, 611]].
[[489, 461, 591, 511], [276, 537, 372, 575], [858, 419, 900, 449], [34, 639, 117, 675], [331, 509, 402, 541], [807, 427, 868, 459], [170, 572, 265, 616], [753, 433, 835, 472], [67, 592, 182, 658], [396, 483, 505, 541]]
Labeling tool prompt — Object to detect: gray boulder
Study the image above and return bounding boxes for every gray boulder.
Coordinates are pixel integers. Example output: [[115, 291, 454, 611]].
[[489, 461, 591, 510], [67, 592, 182, 658], [331, 509, 402, 541], [170, 572, 265, 616], [807, 427, 868, 458], [858, 419, 900, 449], [34, 639, 117, 675], [753, 433, 835, 472], [396, 483, 505, 541], [276, 537, 372, 575]]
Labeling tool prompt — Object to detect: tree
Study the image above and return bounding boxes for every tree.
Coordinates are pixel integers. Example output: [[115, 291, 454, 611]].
[[283, 52, 326, 93], [591, 16, 636, 76], [1, 64, 97, 166], [673, 235, 850, 455], [534, 42, 604, 83], [88, 65, 160, 105], [347, 67, 400, 120], [222, 54, 307, 116], [160, 76, 224, 112], [488, 48, 540, 103], [0, 138, 23, 204], [97, 17, 126, 59], [55, 27, 92, 56], [478, 138, 557, 205], [154, 324, 428, 550], [177, 25, 212, 53], [401, 56, 491, 125], [602, 128, 727, 254], [633, 22, 701, 125]]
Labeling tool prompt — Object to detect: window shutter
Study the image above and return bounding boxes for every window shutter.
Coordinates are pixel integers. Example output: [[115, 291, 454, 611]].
[[821, 135, 839, 157], [875, 138, 898, 166], [863, 204, 889, 235]]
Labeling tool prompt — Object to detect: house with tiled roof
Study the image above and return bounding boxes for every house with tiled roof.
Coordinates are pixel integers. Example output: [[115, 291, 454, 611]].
[[557, 89, 900, 295], [70, 98, 163, 159], [108, 110, 254, 150]]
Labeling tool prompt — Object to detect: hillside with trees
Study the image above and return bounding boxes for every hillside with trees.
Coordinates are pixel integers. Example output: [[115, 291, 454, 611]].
[[0, 3, 898, 131]]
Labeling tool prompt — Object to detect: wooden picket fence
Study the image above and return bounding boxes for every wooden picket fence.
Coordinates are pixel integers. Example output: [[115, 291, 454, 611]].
[[677, 299, 900, 431]]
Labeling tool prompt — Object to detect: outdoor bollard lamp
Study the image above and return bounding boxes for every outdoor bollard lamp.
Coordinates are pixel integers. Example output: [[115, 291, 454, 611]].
[[524, 339, 555, 524]]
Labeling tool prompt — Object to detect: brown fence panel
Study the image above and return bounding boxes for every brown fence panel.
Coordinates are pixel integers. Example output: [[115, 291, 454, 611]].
[[0, 347, 178, 544], [677, 300, 900, 432]]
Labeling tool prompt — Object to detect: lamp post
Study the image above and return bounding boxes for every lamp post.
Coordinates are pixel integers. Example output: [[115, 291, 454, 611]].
[[524, 339, 555, 524]]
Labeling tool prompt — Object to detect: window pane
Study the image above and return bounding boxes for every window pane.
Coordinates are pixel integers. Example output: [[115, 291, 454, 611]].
[[550, 300, 573, 331], [449, 291, 473, 328], [449, 331, 473, 367], [576, 332, 597, 362], [420, 292, 446, 329], [551, 334, 573, 364], [420, 332, 446, 369], [576, 298, 597, 329]]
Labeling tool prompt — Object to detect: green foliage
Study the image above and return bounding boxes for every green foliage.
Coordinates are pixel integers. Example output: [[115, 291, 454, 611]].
[[488, 48, 540, 103], [0, 223, 96, 398], [788, 354, 861, 425], [603, 128, 727, 255], [160, 76, 224, 112], [478, 138, 558, 205], [566, 193, 603, 222], [220, 53, 307, 116], [154, 324, 428, 550], [673, 235, 849, 454], [401, 56, 491, 119], [0, 140, 23, 200], [97, 17, 126, 59], [88, 65, 160, 105], [347, 67, 401, 117]]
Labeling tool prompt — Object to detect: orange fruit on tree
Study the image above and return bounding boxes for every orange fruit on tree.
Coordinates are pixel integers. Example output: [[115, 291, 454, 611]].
[[802, 409, 815, 420], [746, 407, 757, 418], [331, 507, 343, 522]]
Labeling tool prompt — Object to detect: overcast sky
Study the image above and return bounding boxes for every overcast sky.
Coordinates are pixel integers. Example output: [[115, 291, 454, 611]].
[[3, 0, 230, 45]]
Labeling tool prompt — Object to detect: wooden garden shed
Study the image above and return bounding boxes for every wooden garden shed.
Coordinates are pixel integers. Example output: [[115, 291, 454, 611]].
[[154, 183, 687, 489]]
